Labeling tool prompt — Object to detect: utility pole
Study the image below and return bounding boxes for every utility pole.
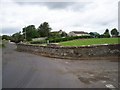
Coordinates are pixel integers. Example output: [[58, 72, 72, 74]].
[[25, 28, 26, 41], [24, 26, 26, 42]]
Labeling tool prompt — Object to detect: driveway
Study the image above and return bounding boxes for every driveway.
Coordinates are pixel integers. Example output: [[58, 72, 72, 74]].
[[2, 42, 119, 88]]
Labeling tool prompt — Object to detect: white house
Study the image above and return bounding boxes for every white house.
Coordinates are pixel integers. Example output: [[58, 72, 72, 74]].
[[69, 31, 90, 36], [32, 37, 47, 41]]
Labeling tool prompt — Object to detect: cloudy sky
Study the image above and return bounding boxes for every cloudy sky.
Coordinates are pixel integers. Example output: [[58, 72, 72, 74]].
[[0, 0, 119, 35]]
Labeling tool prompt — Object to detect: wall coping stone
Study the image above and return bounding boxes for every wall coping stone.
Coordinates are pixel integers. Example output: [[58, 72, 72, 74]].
[[17, 43, 120, 49]]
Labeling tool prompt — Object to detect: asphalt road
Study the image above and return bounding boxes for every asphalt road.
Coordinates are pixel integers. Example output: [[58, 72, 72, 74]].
[[2, 43, 119, 88]]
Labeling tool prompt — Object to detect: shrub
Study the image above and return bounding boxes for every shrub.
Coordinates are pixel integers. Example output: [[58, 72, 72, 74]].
[[30, 35, 92, 44], [48, 35, 91, 43], [30, 40, 46, 44]]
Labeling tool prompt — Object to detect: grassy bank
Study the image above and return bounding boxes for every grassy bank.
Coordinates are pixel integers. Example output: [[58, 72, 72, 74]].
[[0, 40, 8, 48], [59, 38, 120, 46], [0, 44, 5, 48]]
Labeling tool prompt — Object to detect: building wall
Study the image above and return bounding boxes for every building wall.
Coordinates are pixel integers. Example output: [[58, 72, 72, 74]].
[[76, 34, 90, 36], [32, 37, 47, 41], [69, 32, 90, 37], [68, 32, 76, 36]]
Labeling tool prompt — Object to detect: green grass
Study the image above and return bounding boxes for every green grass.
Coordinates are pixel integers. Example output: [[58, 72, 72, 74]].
[[59, 38, 120, 46], [0, 44, 5, 48], [0, 40, 8, 48], [0, 44, 2, 48]]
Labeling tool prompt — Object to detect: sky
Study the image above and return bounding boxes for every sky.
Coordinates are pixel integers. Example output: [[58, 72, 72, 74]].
[[0, 0, 119, 35]]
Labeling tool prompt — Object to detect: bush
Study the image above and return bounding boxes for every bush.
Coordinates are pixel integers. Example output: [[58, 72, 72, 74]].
[[48, 35, 91, 43], [30, 40, 46, 44], [30, 35, 92, 44]]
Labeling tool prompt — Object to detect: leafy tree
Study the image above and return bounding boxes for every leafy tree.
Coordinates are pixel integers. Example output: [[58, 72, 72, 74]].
[[2, 35, 10, 40], [111, 28, 119, 37], [49, 30, 68, 39], [89, 32, 100, 38], [99, 34, 104, 38], [49, 32, 61, 38], [103, 29, 110, 38], [23, 25, 39, 41], [11, 32, 24, 43], [61, 31, 68, 37], [38, 22, 52, 37]]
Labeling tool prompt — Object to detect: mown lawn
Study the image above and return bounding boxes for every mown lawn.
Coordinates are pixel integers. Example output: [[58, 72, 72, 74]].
[[59, 38, 120, 46]]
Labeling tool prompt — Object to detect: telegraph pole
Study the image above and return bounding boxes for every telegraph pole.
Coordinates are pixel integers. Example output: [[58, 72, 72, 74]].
[[24, 26, 26, 42], [25, 28, 26, 41]]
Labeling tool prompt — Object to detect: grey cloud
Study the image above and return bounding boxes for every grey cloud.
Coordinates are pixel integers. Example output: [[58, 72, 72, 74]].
[[15, 2, 89, 10], [41, 2, 75, 9], [15, 2, 75, 9], [2, 27, 19, 35], [68, 2, 92, 11]]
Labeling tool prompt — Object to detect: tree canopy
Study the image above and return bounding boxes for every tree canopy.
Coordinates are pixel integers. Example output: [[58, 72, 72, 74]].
[[2, 35, 10, 40], [103, 29, 110, 38], [111, 28, 119, 37], [89, 32, 100, 38], [38, 22, 52, 37], [11, 32, 24, 43], [60, 31, 68, 37], [22, 25, 39, 41]]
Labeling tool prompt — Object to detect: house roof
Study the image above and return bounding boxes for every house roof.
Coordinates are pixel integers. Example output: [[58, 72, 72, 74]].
[[51, 30, 63, 33], [51, 31, 58, 33], [71, 31, 89, 34], [90, 32, 99, 35]]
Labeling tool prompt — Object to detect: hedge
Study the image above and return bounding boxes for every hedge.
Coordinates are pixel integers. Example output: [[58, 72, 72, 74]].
[[30, 40, 46, 44], [30, 35, 92, 44], [48, 35, 91, 43]]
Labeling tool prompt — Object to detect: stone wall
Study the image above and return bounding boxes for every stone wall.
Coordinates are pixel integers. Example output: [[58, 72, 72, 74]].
[[17, 44, 120, 60]]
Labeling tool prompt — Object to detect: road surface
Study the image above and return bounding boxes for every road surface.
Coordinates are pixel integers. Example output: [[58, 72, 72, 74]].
[[2, 43, 119, 88]]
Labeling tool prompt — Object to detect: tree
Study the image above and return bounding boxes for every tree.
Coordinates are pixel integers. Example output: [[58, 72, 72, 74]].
[[111, 28, 119, 37], [2, 35, 10, 40], [89, 32, 100, 38], [99, 34, 104, 38], [23, 25, 39, 41], [103, 29, 110, 38], [38, 22, 52, 37], [49, 32, 61, 38], [60, 31, 68, 37], [11, 32, 24, 43]]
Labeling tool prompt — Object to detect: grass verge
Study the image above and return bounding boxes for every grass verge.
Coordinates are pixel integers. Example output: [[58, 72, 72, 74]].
[[59, 38, 120, 46]]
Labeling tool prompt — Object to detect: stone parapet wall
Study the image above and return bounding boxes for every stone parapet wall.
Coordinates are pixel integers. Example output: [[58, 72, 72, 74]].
[[17, 44, 120, 60]]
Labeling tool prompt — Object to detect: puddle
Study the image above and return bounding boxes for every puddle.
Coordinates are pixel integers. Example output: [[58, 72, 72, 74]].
[[78, 76, 105, 84], [105, 84, 116, 89], [78, 75, 110, 84]]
